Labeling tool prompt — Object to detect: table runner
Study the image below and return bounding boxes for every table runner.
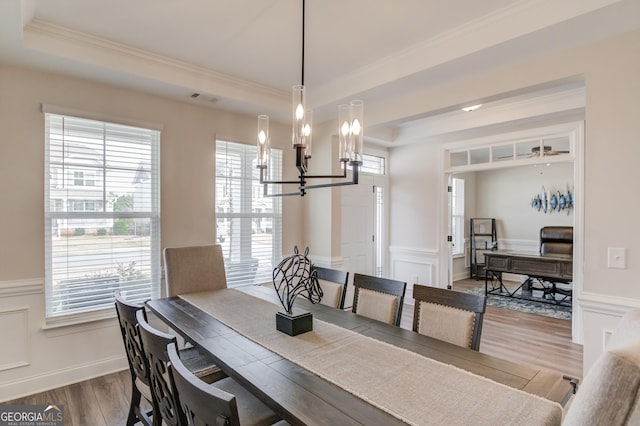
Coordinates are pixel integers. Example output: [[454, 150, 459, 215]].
[[181, 289, 562, 426]]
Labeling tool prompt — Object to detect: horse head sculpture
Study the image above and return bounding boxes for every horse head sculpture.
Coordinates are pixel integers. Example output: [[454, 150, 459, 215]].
[[273, 246, 323, 314]]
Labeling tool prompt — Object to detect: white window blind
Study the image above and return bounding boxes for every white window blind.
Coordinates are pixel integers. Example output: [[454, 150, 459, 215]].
[[452, 177, 465, 256], [44, 113, 160, 319], [215, 141, 282, 286]]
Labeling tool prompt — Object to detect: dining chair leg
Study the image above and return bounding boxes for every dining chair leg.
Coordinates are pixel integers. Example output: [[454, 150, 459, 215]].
[[126, 379, 141, 426]]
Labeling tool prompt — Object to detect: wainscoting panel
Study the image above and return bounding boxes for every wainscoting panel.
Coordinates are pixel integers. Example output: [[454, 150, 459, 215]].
[[579, 291, 640, 376], [389, 246, 439, 305], [0, 308, 29, 371], [0, 278, 128, 402]]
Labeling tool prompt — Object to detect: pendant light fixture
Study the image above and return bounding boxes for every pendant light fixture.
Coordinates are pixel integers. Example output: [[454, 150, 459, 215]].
[[256, 0, 363, 197]]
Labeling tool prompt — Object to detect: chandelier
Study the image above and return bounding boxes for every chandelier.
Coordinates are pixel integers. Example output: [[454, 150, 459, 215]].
[[256, 0, 363, 197]]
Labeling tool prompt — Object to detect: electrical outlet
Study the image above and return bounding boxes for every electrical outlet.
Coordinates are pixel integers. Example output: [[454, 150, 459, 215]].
[[608, 247, 626, 269]]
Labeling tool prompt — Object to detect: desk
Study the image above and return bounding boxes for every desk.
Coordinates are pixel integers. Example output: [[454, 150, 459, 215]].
[[147, 286, 572, 425], [484, 251, 573, 306]]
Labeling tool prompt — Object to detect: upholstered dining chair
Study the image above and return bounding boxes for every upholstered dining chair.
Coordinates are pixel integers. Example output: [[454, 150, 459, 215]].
[[314, 266, 349, 309], [563, 308, 640, 425], [352, 273, 407, 326], [163, 244, 227, 297], [412, 284, 487, 351], [115, 293, 156, 426], [167, 344, 288, 426], [136, 311, 227, 426]]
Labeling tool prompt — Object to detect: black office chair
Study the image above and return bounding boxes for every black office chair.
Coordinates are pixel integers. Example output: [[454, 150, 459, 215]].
[[352, 273, 406, 326], [526, 226, 573, 302], [412, 284, 487, 351], [313, 266, 349, 309]]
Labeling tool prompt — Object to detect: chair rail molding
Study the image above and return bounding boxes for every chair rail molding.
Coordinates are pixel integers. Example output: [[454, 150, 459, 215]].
[[579, 291, 640, 316], [309, 255, 345, 270], [578, 291, 640, 375], [0, 278, 44, 298]]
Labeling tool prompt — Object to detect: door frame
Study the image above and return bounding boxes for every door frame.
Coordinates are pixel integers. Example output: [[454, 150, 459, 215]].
[[437, 121, 585, 344]]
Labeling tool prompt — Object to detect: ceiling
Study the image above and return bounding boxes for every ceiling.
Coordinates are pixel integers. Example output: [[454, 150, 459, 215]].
[[1, 0, 639, 146]]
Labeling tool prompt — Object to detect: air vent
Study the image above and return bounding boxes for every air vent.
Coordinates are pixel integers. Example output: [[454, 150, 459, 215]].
[[189, 92, 200, 99]]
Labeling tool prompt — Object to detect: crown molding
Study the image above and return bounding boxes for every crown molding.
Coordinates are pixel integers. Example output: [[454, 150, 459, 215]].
[[310, 0, 621, 106], [23, 19, 289, 112]]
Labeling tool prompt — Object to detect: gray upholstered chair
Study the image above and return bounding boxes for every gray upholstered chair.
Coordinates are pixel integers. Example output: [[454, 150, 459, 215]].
[[314, 266, 349, 309], [167, 343, 286, 426], [352, 273, 406, 326], [563, 308, 640, 425], [163, 245, 227, 297], [412, 284, 487, 351]]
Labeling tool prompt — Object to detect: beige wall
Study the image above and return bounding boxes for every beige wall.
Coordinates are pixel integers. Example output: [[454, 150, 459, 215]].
[[475, 163, 574, 241], [0, 63, 303, 400], [389, 29, 640, 373]]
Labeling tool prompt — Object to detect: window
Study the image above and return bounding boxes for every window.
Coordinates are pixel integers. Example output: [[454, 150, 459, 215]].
[[44, 111, 160, 320], [347, 153, 385, 174], [451, 178, 465, 256], [215, 141, 282, 287]]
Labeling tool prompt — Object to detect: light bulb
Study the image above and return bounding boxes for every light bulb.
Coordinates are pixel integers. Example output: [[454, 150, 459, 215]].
[[341, 121, 350, 136], [296, 104, 304, 120], [258, 130, 266, 144], [303, 123, 311, 137], [351, 119, 361, 135]]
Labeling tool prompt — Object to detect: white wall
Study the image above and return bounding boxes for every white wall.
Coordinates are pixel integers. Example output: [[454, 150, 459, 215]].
[[388, 29, 640, 375], [0, 63, 303, 401], [475, 163, 574, 244], [388, 142, 440, 302]]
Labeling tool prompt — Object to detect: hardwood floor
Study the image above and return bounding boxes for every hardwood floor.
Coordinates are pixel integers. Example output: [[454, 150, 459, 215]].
[[5, 369, 137, 426], [7, 280, 582, 425]]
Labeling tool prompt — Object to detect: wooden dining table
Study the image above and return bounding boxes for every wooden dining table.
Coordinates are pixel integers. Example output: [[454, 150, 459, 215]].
[[146, 285, 573, 425]]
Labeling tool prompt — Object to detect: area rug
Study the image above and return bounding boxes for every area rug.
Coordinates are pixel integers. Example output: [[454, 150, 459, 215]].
[[465, 286, 572, 321]]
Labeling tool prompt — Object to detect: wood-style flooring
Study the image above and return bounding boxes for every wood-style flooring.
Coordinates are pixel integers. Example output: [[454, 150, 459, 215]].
[[6, 279, 582, 425]]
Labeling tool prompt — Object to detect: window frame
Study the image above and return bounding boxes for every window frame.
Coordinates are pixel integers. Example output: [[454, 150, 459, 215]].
[[451, 177, 465, 256], [215, 140, 282, 287], [43, 106, 161, 324]]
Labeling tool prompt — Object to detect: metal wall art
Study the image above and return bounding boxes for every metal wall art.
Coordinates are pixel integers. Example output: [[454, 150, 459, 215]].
[[531, 186, 573, 214]]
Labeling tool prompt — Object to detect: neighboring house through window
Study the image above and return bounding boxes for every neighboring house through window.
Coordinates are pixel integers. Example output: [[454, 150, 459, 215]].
[[44, 109, 161, 321], [215, 140, 282, 286]]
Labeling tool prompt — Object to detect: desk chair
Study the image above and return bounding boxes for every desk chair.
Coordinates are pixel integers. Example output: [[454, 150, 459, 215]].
[[526, 226, 573, 302], [412, 284, 487, 351], [167, 340, 285, 426], [314, 266, 349, 309], [352, 273, 406, 326], [163, 245, 227, 297], [115, 294, 156, 426]]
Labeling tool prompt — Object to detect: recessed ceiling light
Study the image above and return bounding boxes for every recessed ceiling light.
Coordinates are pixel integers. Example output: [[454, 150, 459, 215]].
[[462, 104, 482, 112]]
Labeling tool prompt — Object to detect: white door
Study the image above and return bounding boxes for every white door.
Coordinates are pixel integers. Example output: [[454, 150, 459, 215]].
[[341, 174, 377, 307]]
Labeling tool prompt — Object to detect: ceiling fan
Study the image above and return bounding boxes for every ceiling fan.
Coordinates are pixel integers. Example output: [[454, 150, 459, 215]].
[[528, 145, 570, 157]]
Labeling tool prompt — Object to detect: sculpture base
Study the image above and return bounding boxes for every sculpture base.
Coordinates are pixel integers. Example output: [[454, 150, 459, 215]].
[[276, 310, 313, 336]]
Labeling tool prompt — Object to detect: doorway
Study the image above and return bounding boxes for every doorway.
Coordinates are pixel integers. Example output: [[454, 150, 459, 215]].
[[439, 122, 585, 343]]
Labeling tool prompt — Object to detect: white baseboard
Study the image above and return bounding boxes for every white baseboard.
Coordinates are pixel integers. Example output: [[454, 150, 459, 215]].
[[0, 355, 128, 403]]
